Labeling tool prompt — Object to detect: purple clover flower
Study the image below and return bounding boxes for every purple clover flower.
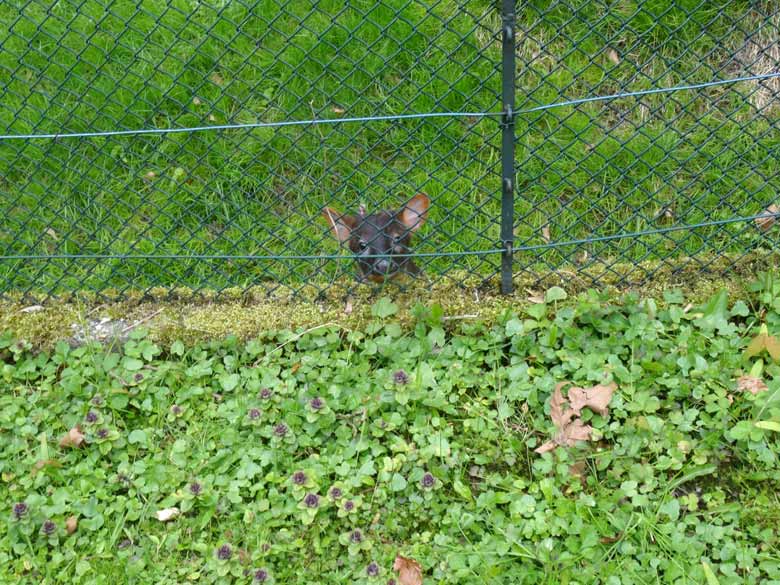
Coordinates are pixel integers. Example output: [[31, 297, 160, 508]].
[[13, 502, 28, 519], [393, 370, 409, 385], [216, 544, 232, 560]]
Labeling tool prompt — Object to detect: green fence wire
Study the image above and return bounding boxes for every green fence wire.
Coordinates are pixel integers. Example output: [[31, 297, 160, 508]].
[[1, 0, 779, 301]]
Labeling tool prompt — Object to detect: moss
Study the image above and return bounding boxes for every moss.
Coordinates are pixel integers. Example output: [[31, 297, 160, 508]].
[[2, 249, 774, 348]]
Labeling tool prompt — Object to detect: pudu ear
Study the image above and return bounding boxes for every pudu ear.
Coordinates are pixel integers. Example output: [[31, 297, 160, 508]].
[[398, 193, 430, 233], [322, 206, 358, 243]]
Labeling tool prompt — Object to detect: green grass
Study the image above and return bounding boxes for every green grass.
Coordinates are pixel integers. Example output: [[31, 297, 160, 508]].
[[1, 0, 779, 295], [4, 279, 780, 583]]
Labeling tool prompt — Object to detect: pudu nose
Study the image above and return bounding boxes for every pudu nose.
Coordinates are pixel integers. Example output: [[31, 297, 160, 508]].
[[375, 259, 390, 273]]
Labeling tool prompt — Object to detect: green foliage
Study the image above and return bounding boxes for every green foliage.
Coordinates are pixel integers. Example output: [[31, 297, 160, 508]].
[[3, 281, 780, 583]]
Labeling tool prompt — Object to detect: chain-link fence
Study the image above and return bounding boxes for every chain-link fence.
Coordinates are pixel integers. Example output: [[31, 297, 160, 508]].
[[1, 0, 778, 301]]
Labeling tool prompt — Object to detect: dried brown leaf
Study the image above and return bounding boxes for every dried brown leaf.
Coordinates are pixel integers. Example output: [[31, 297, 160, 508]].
[[210, 72, 224, 86], [534, 440, 558, 454], [567, 382, 616, 415], [746, 333, 780, 361], [767, 336, 780, 361], [755, 204, 780, 232], [238, 548, 250, 565], [600, 533, 621, 544], [541, 224, 551, 243], [31, 459, 61, 475], [549, 383, 577, 428], [65, 515, 78, 535], [569, 460, 587, 481], [59, 426, 85, 448], [20, 305, 44, 313], [737, 375, 768, 395], [745, 334, 764, 358], [208, 114, 217, 122], [606, 48, 620, 65], [192, 96, 202, 106], [45, 228, 59, 240], [536, 382, 606, 453], [331, 105, 345, 114], [559, 418, 593, 447], [143, 171, 156, 181], [394, 555, 423, 585]]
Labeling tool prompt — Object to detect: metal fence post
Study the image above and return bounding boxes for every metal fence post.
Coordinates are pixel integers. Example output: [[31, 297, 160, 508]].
[[500, 0, 516, 295]]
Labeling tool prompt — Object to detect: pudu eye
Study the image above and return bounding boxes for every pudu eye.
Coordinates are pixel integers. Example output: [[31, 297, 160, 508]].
[[358, 239, 368, 250], [391, 233, 405, 245]]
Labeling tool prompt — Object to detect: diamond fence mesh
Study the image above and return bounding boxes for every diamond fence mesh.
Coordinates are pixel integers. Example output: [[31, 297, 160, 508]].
[[0, 0, 778, 302], [513, 1, 780, 286]]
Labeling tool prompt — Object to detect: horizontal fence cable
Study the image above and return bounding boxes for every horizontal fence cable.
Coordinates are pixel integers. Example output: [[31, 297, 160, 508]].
[[1, 72, 778, 141], [2, 211, 779, 261]]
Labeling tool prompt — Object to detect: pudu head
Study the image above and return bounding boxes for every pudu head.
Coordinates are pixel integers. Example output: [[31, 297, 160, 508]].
[[321, 193, 430, 282]]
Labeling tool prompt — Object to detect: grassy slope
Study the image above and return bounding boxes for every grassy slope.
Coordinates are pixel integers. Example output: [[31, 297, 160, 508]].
[[0, 0, 778, 295], [2, 284, 780, 583]]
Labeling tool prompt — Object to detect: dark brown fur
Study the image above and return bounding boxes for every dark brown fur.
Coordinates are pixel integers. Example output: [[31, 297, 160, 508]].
[[322, 194, 430, 282]]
